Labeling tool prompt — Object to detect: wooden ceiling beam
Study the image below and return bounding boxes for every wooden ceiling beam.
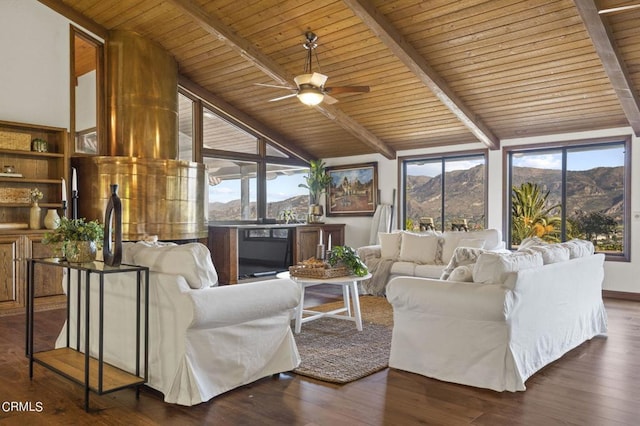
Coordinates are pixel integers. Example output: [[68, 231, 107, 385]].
[[167, 0, 396, 159], [343, 0, 500, 150], [573, 0, 640, 136]]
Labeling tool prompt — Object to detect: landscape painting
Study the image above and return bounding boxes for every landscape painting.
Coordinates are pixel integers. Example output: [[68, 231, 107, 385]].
[[327, 162, 378, 216]]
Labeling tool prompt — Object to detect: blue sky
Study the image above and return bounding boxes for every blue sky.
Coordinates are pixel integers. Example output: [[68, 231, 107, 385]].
[[209, 173, 307, 204]]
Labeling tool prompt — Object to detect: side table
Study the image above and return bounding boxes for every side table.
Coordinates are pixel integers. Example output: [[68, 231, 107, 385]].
[[277, 271, 372, 333], [26, 258, 149, 412]]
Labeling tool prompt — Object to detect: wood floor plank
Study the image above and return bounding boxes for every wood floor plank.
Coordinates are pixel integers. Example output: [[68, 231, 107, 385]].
[[1, 298, 639, 424]]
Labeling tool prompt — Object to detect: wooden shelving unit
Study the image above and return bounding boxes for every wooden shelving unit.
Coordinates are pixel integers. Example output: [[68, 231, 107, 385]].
[[0, 120, 69, 315]]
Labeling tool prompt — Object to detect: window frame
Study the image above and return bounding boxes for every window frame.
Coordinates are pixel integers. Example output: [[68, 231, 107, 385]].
[[399, 149, 488, 232], [503, 136, 631, 262], [178, 86, 308, 224]]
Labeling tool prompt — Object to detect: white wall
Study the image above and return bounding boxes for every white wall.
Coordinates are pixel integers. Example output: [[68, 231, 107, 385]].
[[0, 0, 70, 129], [326, 127, 639, 293]]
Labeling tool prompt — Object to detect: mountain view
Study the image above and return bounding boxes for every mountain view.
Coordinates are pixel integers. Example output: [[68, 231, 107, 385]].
[[209, 164, 624, 227]]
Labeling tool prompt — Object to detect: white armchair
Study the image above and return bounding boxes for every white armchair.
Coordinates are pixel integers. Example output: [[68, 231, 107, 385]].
[[56, 242, 301, 406]]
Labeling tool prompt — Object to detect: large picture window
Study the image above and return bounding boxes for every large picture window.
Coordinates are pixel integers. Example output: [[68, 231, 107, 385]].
[[179, 88, 309, 222], [506, 137, 630, 260], [401, 152, 487, 232]]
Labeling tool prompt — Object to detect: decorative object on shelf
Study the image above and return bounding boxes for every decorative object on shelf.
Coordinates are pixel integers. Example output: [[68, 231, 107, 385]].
[[31, 138, 48, 152], [0, 164, 22, 177], [103, 184, 123, 266], [43, 217, 104, 263], [71, 167, 78, 219], [299, 159, 331, 223], [326, 162, 378, 217], [326, 245, 368, 277], [29, 188, 43, 230], [44, 209, 60, 230], [3, 165, 14, 173], [0, 130, 31, 151]]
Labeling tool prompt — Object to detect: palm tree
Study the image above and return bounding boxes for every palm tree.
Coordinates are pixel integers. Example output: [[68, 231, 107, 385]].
[[511, 182, 562, 244]]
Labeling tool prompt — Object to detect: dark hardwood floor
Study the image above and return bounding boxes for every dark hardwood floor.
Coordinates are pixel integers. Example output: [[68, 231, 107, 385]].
[[1, 292, 639, 425]]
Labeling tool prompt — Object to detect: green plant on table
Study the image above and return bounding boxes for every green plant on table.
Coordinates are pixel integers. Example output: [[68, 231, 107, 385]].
[[43, 217, 104, 248], [327, 245, 368, 277]]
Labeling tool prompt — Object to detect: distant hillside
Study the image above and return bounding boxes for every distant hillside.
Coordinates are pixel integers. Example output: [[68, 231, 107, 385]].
[[209, 165, 624, 222]]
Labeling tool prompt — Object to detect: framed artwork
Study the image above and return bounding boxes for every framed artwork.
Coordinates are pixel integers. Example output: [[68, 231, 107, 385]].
[[326, 162, 378, 216], [75, 128, 98, 154]]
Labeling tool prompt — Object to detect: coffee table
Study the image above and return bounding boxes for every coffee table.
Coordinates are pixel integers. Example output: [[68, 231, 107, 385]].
[[277, 271, 372, 333]]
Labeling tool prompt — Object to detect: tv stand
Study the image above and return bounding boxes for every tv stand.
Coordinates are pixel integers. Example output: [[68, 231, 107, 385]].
[[208, 224, 345, 284]]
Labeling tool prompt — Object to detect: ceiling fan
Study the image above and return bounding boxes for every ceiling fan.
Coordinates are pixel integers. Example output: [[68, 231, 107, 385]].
[[256, 31, 370, 106]]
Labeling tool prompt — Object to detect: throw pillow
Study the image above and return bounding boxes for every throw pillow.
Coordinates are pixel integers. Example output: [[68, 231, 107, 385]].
[[560, 239, 595, 258], [378, 232, 402, 259], [132, 242, 218, 289], [440, 246, 485, 280], [472, 251, 543, 285], [399, 232, 441, 264], [517, 236, 546, 250], [448, 265, 474, 282], [457, 238, 486, 249], [526, 243, 570, 264]]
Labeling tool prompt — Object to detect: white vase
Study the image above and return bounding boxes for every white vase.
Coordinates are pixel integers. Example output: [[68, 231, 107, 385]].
[[29, 203, 42, 230], [44, 209, 60, 230]]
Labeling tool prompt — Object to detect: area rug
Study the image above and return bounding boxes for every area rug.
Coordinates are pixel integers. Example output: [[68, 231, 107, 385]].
[[292, 295, 393, 384]]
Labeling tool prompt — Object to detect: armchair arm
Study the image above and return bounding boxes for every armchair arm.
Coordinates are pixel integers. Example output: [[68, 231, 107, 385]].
[[357, 244, 382, 263], [386, 276, 508, 322], [187, 278, 301, 329]]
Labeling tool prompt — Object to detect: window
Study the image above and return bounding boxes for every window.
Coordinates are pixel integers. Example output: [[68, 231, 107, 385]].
[[401, 152, 487, 232], [506, 137, 630, 259], [178, 86, 309, 222]]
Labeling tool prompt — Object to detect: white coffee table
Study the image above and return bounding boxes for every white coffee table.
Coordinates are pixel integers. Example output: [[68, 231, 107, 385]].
[[277, 271, 372, 333]]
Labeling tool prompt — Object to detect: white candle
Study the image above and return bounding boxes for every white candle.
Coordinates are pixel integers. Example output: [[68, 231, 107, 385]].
[[327, 234, 332, 250], [61, 178, 67, 202], [319, 229, 323, 244], [72, 168, 78, 192]]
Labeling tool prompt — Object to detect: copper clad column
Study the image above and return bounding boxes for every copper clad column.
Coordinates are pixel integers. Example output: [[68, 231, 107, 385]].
[[107, 30, 178, 159], [75, 30, 207, 241]]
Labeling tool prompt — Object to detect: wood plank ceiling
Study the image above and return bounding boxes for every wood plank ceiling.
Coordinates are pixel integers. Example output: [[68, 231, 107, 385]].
[[50, 0, 640, 160]]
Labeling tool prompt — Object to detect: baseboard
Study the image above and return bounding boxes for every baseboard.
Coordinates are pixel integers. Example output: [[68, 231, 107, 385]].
[[603, 290, 640, 301]]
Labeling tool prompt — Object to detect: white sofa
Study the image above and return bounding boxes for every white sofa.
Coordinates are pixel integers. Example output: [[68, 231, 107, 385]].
[[356, 229, 505, 295], [386, 239, 607, 392], [55, 242, 301, 406]]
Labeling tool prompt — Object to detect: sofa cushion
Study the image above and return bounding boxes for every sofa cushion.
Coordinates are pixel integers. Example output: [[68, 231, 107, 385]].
[[472, 251, 543, 285], [440, 246, 486, 280], [525, 244, 570, 264], [378, 232, 402, 259], [441, 229, 501, 263], [131, 242, 218, 289], [414, 264, 447, 279], [560, 239, 595, 259], [399, 232, 442, 264], [390, 261, 417, 276], [448, 265, 474, 282]]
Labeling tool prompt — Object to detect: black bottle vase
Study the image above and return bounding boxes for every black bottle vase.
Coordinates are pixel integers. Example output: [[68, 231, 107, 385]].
[[103, 184, 123, 266]]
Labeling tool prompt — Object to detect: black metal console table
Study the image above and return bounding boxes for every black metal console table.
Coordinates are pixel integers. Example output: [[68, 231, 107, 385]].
[[26, 258, 149, 412]]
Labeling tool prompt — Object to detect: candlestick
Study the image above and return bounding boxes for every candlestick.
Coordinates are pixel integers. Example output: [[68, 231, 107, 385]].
[[71, 190, 79, 220], [61, 200, 67, 218], [72, 168, 78, 192], [315, 243, 325, 260]]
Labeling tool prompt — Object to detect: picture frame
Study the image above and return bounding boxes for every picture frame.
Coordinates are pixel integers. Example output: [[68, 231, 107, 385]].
[[326, 162, 378, 216], [75, 127, 98, 155]]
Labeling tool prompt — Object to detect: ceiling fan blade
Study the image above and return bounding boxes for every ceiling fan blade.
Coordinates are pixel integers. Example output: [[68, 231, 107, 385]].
[[325, 86, 370, 95], [255, 82, 294, 90], [323, 94, 339, 104], [310, 72, 328, 88], [268, 93, 298, 102]]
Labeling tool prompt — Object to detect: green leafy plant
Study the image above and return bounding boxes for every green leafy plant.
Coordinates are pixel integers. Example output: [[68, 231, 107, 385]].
[[43, 217, 104, 247], [511, 182, 562, 244], [327, 245, 368, 277], [298, 159, 332, 205]]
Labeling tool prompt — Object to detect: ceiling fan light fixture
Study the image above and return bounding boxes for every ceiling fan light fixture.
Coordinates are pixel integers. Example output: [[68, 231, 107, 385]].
[[297, 86, 324, 106]]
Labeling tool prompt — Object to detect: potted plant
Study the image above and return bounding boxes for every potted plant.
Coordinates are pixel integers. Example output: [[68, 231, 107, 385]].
[[43, 217, 104, 263], [327, 245, 368, 277], [299, 159, 332, 223]]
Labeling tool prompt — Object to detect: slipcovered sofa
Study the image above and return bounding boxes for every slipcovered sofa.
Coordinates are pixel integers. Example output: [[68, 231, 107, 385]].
[[356, 229, 505, 295], [386, 238, 607, 392], [55, 242, 301, 406]]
